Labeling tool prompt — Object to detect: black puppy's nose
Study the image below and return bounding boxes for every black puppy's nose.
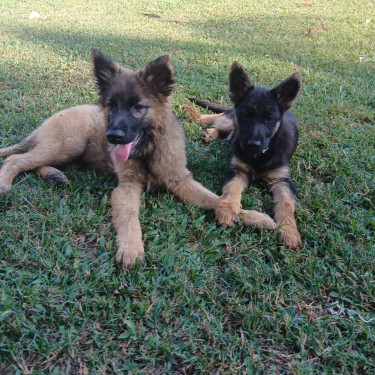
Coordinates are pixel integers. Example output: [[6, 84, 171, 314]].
[[247, 139, 262, 148], [107, 129, 126, 144]]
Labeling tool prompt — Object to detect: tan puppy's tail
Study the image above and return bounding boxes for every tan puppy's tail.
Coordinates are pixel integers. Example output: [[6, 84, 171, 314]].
[[0, 135, 35, 157]]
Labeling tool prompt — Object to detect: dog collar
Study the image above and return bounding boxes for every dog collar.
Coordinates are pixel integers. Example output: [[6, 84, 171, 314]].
[[261, 121, 280, 154]]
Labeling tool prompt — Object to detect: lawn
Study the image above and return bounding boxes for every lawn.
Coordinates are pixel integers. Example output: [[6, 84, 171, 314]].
[[0, 0, 374, 373]]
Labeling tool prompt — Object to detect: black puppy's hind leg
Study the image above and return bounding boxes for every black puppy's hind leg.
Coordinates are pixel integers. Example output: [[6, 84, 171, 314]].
[[183, 106, 234, 143], [202, 114, 234, 143]]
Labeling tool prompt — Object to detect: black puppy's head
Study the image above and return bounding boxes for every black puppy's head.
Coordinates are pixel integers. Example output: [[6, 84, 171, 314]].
[[91, 49, 175, 162], [229, 61, 301, 157]]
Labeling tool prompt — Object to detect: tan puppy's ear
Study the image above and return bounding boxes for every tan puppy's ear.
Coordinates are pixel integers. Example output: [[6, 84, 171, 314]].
[[91, 49, 118, 93], [141, 55, 175, 96]]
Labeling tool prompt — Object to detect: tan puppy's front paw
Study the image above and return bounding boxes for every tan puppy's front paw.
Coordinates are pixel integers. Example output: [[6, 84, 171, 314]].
[[216, 201, 241, 226], [115, 242, 145, 267], [202, 128, 219, 143], [279, 225, 301, 249]]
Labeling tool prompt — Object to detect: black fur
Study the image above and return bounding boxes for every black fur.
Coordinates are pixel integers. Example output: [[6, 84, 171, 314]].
[[227, 63, 301, 181], [188, 98, 232, 114], [191, 62, 302, 248]]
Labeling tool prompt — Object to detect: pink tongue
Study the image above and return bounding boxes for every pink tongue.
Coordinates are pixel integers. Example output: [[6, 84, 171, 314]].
[[114, 142, 133, 162]]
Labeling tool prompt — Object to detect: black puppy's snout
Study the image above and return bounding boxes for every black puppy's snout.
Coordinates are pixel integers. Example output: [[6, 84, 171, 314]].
[[247, 139, 262, 149], [107, 129, 126, 144]]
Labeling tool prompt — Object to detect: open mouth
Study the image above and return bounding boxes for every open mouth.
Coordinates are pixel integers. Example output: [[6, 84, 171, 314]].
[[113, 132, 143, 162]]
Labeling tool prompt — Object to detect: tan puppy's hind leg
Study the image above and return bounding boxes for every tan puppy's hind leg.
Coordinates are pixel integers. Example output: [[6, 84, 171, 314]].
[[35, 166, 69, 185]]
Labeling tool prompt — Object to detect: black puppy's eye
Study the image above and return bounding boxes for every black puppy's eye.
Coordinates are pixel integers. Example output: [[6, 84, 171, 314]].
[[264, 113, 273, 122], [134, 104, 144, 111]]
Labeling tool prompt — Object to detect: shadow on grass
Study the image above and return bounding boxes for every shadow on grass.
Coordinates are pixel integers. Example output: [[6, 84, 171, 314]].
[[4, 13, 374, 79]]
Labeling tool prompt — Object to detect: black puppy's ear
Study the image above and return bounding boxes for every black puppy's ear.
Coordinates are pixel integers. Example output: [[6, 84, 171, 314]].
[[91, 49, 118, 94], [271, 72, 302, 112], [142, 55, 175, 96], [229, 61, 254, 104]]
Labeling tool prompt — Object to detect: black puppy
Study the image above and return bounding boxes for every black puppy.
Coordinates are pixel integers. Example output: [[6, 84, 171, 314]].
[[184, 62, 302, 248]]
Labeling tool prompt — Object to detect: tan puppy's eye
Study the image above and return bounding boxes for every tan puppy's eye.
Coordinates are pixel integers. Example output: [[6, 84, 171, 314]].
[[107, 98, 117, 110]]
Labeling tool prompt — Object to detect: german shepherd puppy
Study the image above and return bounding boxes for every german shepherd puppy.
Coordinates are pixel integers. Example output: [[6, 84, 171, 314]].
[[184, 62, 302, 249], [0, 51, 276, 266]]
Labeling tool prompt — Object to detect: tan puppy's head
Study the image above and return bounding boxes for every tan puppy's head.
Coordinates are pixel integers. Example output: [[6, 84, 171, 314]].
[[91, 49, 175, 162]]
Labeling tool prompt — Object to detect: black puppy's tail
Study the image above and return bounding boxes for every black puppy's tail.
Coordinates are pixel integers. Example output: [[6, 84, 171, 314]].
[[188, 98, 231, 114]]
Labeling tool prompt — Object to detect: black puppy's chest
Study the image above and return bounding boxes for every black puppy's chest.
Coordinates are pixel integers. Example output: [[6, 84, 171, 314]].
[[231, 129, 285, 178]]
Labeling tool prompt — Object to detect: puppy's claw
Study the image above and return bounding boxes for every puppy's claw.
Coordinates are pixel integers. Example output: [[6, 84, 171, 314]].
[[115, 243, 145, 267], [46, 171, 69, 185]]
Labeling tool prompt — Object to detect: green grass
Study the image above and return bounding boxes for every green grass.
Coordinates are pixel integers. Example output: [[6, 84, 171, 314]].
[[1, 0, 375, 373]]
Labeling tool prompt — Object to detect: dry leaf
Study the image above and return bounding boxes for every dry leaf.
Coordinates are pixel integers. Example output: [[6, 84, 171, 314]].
[[142, 13, 189, 23], [308, 26, 316, 35], [143, 13, 162, 19], [301, 2, 312, 7]]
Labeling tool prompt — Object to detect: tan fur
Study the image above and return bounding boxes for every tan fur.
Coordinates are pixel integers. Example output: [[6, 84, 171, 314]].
[[216, 172, 249, 226], [215, 159, 277, 230], [210, 115, 235, 139], [203, 128, 220, 143], [184, 105, 234, 142], [230, 156, 253, 175], [182, 105, 223, 126], [109, 91, 221, 265], [0, 105, 113, 194], [262, 165, 290, 183], [263, 167, 301, 248], [35, 166, 69, 184], [111, 179, 145, 265]]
